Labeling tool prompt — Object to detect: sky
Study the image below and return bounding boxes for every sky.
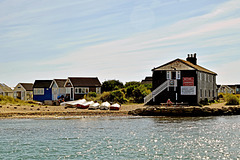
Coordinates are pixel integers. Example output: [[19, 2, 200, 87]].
[[0, 0, 240, 87]]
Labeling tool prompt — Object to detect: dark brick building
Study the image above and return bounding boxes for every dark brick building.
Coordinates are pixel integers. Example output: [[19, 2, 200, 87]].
[[144, 54, 217, 105]]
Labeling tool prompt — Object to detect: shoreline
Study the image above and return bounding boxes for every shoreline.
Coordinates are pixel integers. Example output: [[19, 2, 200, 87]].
[[1, 103, 240, 119], [0, 104, 143, 119], [0, 111, 130, 119], [130, 103, 240, 117]]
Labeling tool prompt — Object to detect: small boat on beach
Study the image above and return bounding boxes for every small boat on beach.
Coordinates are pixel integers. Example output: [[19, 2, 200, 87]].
[[61, 99, 87, 107], [100, 102, 110, 110], [88, 102, 100, 110], [78, 101, 94, 109], [110, 103, 121, 110]]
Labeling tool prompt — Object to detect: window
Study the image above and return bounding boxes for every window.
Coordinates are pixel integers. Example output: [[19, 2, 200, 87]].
[[75, 87, 89, 94], [96, 87, 101, 94], [166, 71, 171, 80], [34, 88, 44, 95], [209, 90, 211, 97], [205, 90, 207, 97], [212, 90, 214, 97], [176, 71, 181, 79], [66, 87, 71, 94], [200, 89, 202, 97]]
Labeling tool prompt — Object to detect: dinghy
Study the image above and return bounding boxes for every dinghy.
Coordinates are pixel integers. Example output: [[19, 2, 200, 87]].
[[79, 101, 94, 109], [88, 102, 100, 110], [100, 102, 110, 110], [110, 103, 121, 110]]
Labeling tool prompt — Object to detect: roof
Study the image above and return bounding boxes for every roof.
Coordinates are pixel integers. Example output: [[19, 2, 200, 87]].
[[153, 58, 217, 75], [0, 83, 13, 92], [141, 77, 152, 84], [20, 83, 33, 91], [68, 77, 101, 87], [54, 79, 67, 88], [33, 80, 53, 88]]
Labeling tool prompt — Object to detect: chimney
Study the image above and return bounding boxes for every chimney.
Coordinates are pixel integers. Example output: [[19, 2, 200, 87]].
[[186, 53, 197, 65]]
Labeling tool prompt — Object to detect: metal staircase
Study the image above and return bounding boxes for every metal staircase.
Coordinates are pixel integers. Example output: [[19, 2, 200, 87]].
[[144, 80, 177, 105]]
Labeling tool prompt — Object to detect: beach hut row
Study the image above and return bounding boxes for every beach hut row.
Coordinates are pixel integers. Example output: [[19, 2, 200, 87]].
[[0, 77, 101, 103]]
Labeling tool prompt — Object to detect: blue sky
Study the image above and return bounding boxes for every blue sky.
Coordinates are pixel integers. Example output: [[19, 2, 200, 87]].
[[1, 0, 240, 87]]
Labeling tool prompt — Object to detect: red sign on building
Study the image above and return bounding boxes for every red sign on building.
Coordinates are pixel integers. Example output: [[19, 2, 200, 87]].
[[183, 77, 194, 86]]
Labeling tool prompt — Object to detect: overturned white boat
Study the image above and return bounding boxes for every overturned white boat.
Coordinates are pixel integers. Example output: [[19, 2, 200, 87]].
[[100, 102, 111, 110], [88, 102, 100, 110], [110, 103, 121, 110], [61, 99, 87, 107], [79, 101, 94, 109]]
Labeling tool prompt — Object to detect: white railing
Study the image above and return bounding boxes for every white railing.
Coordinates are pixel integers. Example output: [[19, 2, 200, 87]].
[[144, 93, 153, 105], [144, 80, 177, 105]]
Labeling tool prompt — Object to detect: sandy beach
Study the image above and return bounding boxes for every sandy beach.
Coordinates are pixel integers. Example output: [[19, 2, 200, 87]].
[[0, 103, 145, 119], [1, 102, 238, 118]]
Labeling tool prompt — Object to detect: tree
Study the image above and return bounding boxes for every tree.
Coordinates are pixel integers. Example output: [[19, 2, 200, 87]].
[[125, 81, 141, 88], [102, 80, 124, 92], [132, 85, 151, 103]]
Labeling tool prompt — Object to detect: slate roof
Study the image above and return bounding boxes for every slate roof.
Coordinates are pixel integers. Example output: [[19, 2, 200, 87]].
[[141, 77, 152, 84], [153, 58, 217, 75], [20, 83, 33, 91], [68, 77, 101, 87], [54, 79, 67, 88], [33, 80, 53, 88], [0, 83, 13, 92]]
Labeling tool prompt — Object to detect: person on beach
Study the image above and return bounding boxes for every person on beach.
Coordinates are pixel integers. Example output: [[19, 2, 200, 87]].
[[167, 99, 173, 106]]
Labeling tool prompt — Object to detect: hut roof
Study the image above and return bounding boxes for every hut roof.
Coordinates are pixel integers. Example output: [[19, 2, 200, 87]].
[[33, 80, 53, 88], [20, 83, 33, 91], [54, 79, 67, 88], [0, 83, 13, 92], [68, 77, 101, 87]]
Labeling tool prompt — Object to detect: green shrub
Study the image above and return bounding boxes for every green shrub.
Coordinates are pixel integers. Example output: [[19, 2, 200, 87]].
[[125, 81, 141, 88], [132, 85, 151, 103], [110, 90, 127, 104], [102, 80, 124, 92], [225, 94, 239, 105], [87, 92, 97, 97], [99, 92, 111, 102]]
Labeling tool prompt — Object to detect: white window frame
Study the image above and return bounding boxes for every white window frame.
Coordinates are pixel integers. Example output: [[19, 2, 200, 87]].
[[34, 88, 44, 95], [176, 71, 181, 80], [167, 71, 171, 80], [66, 87, 71, 94], [75, 87, 89, 94]]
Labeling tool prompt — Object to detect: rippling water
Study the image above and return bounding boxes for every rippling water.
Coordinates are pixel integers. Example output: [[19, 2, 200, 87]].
[[0, 116, 240, 159]]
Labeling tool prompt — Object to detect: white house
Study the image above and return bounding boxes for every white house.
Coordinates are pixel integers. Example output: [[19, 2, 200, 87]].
[[50, 79, 67, 100], [13, 83, 33, 101], [0, 83, 13, 97]]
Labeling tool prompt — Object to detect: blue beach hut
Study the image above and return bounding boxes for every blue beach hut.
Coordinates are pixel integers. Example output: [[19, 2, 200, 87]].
[[33, 80, 53, 102]]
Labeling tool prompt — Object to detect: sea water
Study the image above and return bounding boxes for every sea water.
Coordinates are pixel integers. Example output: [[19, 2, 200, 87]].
[[0, 116, 240, 159]]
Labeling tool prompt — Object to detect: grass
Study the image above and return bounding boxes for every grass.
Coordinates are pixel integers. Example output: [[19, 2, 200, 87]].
[[0, 95, 39, 106]]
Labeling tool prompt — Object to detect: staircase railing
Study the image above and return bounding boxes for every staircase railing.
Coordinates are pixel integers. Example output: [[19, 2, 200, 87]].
[[144, 80, 177, 105]]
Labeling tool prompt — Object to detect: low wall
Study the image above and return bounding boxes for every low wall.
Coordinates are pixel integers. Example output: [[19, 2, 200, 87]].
[[129, 105, 240, 116]]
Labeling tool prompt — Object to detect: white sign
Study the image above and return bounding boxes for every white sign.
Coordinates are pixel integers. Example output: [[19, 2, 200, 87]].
[[181, 86, 196, 95]]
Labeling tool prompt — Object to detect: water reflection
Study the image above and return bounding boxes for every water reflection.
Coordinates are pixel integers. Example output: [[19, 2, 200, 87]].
[[0, 116, 240, 159]]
